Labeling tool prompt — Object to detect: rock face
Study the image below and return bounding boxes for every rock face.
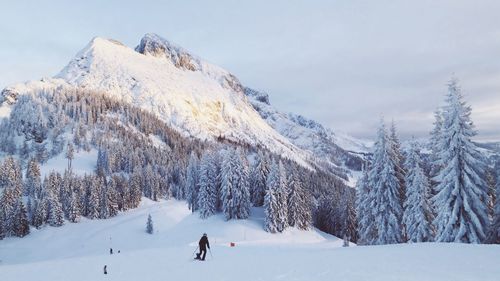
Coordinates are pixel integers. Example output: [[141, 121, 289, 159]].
[[135, 33, 199, 71], [0, 88, 19, 105], [134, 33, 243, 93]]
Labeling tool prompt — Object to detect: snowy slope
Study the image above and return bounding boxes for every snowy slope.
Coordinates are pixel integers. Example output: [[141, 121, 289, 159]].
[[1, 199, 499, 281], [53, 35, 309, 166]]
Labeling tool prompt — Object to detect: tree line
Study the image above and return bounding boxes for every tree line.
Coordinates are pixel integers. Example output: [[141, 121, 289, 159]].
[[0, 85, 354, 240]]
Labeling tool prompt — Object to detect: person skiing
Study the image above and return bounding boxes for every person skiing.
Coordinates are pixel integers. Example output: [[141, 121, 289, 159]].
[[196, 233, 210, 261], [103, 265, 107, 275]]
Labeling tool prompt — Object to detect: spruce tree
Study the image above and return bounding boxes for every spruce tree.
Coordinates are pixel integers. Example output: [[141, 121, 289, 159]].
[[13, 200, 30, 237], [68, 193, 81, 223], [389, 121, 406, 239], [86, 176, 100, 219], [31, 197, 47, 228], [221, 149, 251, 220], [0, 186, 18, 236], [264, 160, 288, 233], [432, 79, 489, 243], [198, 152, 218, 219], [96, 147, 110, 177], [356, 165, 375, 245], [48, 194, 64, 227], [129, 168, 143, 209], [403, 139, 434, 242], [1, 156, 23, 199], [344, 197, 357, 242], [25, 158, 42, 199], [287, 167, 311, 230], [250, 151, 269, 207], [186, 152, 199, 212], [368, 120, 403, 245], [146, 214, 154, 234], [99, 179, 110, 219], [107, 183, 119, 218]]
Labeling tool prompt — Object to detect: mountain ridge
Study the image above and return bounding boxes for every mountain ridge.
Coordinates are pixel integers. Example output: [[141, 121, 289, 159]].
[[1, 33, 368, 182]]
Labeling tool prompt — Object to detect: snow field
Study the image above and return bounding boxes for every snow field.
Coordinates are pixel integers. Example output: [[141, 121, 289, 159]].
[[1, 199, 499, 281]]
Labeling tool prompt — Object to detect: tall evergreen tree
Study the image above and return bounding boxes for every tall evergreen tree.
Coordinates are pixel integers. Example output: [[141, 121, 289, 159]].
[[186, 152, 200, 212], [264, 160, 288, 233], [250, 151, 269, 207], [13, 199, 30, 237], [96, 147, 110, 177], [367, 120, 403, 245], [389, 121, 406, 239], [198, 152, 218, 219], [356, 165, 376, 245], [1, 156, 23, 199], [403, 139, 434, 242], [0, 158, 22, 237], [67, 193, 81, 223], [287, 167, 311, 230], [0, 188, 16, 236], [31, 197, 47, 228], [86, 176, 100, 219], [107, 182, 119, 218], [129, 168, 142, 209], [344, 194, 357, 242], [146, 214, 154, 234], [25, 158, 42, 199], [99, 183, 110, 219], [48, 194, 64, 227], [432, 79, 489, 243], [221, 149, 251, 220]]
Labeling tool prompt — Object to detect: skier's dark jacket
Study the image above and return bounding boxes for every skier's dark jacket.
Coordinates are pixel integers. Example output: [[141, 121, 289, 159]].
[[199, 236, 210, 250]]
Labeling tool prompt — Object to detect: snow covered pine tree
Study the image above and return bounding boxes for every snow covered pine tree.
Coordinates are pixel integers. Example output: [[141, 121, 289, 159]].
[[432, 78, 489, 243], [403, 139, 434, 242], [198, 151, 218, 219], [366, 119, 403, 245], [264, 160, 288, 233], [221, 148, 251, 220], [146, 214, 154, 234]]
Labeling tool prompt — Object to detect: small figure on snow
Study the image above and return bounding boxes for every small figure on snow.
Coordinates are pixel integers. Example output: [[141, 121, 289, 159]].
[[195, 233, 210, 261], [110, 248, 113, 255], [104, 265, 107, 275], [343, 235, 350, 247]]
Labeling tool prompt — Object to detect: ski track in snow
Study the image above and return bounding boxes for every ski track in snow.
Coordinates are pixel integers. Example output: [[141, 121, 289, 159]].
[[0, 199, 499, 281]]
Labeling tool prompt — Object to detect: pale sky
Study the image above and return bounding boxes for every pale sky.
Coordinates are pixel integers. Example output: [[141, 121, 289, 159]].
[[1, 0, 499, 140]]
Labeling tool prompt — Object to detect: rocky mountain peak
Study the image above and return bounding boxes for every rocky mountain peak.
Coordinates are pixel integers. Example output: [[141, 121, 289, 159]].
[[135, 33, 198, 71]]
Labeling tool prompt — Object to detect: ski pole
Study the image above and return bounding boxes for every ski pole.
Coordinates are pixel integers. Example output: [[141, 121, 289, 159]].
[[191, 246, 199, 258], [209, 248, 213, 259]]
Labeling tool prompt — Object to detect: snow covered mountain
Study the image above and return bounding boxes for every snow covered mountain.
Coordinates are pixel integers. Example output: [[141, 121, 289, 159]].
[[55, 34, 313, 166], [1, 33, 369, 181], [244, 88, 369, 174]]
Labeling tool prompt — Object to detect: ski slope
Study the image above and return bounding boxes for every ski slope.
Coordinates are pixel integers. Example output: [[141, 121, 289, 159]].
[[0, 199, 499, 281]]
